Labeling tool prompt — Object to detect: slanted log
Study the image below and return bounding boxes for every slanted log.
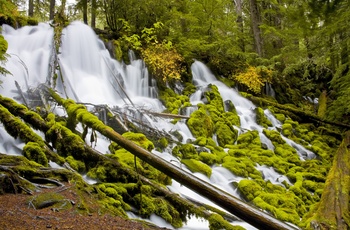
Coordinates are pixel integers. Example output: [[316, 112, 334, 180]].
[[49, 90, 298, 230], [247, 95, 350, 130], [308, 131, 350, 229]]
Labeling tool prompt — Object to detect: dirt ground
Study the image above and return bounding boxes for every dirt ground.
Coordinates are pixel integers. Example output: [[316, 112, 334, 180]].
[[0, 183, 168, 230]]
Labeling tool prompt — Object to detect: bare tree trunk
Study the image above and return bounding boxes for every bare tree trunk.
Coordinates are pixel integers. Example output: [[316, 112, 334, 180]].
[[28, 0, 34, 17], [91, 0, 96, 28], [249, 0, 263, 57], [309, 131, 350, 230], [83, 0, 88, 25], [49, 0, 56, 20], [233, 0, 245, 52]]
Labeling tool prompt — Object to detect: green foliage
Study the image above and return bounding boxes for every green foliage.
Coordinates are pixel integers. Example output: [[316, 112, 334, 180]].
[[0, 34, 9, 78]]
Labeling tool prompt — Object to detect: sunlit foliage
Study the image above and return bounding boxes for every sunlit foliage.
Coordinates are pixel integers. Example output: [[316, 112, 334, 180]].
[[232, 66, 273, 94]]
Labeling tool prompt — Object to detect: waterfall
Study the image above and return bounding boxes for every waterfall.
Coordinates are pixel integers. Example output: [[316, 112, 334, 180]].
[[1, 21, 319, 230]]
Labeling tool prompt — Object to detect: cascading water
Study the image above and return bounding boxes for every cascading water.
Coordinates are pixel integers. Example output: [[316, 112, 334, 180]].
[[1, 21, 318, 230]]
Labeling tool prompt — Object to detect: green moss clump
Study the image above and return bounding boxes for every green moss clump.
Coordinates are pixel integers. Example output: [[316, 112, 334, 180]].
[[281, 123, 293, 137], [208, 213, 245, 230], [215, 120, 238, 147], [199, 152, 218, 165], [122, 132, 155, 151], [255, 107, 272, 128], [222, 156, 261, 179], [22, 142, 48, 167], [66, 156, 86, 172], [46, 113, 86, 159], [181, 159, 212, 177], [237, 179, 263, 201], [236, 130, 262, 148], [263, 129, 285, 145], [187, 104, 214, 138], [194, 137, 217, 147]]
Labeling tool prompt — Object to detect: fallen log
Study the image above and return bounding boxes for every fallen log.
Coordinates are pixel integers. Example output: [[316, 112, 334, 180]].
[[307, 131, 350, 229], [247, 95, 350, 130], [49, 89, 298, 230]]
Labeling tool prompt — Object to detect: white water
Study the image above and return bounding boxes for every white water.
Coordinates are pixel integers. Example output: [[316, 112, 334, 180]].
[[1, 21, 315, 229]]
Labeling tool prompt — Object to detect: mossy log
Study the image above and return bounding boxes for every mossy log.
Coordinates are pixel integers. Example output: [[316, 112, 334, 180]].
[[247, 95, 350, 130], [308, 131, 350, 229], [49, 90, 298, 230]]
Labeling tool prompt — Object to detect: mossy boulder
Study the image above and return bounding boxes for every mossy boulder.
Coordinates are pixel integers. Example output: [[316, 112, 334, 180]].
[[22, 142, 48, 167], [181, 159, 212, 177], [255, 107, 272, 128], [236, 130, 262, 148], [215, 121, 238, 147], [187, 104, 214, 138]]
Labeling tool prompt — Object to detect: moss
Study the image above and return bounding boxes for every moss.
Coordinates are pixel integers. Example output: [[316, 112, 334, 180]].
[[222, 111, 240, 126], [255, 107, 272, 128], [155, 137, 168, 150], [66, 156, 86, 172], [160, 88, 190, 114], [187, 104, 214, 138], [208, 213, 245, 230], [22, 142, 48, 167], [204, 84, 225, 113], [199, 152, 218, 165], [237, 179, 263, 201], [181, 159, 212, 177], [175, 143, 198, 159], [236, 130, 262, 148], [122, 132, 154, 151], [222, 156, 261, 179], [215, 120, 238, 147], [281, 123, 293, 137], [252, 196, 300, 224], [263, 129, 285, 145], [194, 137, 217, 147], [274, 113, 286, 123], [28, 192, 72, 210]]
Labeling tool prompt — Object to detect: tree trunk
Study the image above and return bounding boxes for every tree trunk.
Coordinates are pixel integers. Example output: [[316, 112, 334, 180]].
[[233, 0, 245, 52], [28, 0, 34, 17], [83, 0, 88, 25], [249, 0, 263, 57], [48, 90, 297, 230], [309, 131, 350, 229], [49, 0, 56, 20], [91, 0, 96, 28]]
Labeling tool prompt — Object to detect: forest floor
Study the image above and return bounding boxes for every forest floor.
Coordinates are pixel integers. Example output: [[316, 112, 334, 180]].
[[0, 182, 168, 230]]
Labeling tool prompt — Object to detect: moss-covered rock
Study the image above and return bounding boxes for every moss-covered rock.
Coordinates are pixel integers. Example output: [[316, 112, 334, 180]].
[[181, 159, 212, 177], [187, 104, 214, 138], [22, 142, 48, 167], [215, 120, 238, 147], [255, 107, 273, 128]]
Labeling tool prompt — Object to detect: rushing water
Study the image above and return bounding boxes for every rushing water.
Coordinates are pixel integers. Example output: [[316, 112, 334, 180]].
[[1, 21, 314, 229]]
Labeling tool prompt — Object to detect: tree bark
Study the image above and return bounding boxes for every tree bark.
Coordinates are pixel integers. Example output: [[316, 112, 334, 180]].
[[49, 0, 56, 20], [249, 0, 263, 57], [82, 0, 88, 25], [48, 90, 297, 230], [28, 0, 34, 17], [309, 131, 350, 229], [233, 0, 245, 52], [91, 0, 96, 28]]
